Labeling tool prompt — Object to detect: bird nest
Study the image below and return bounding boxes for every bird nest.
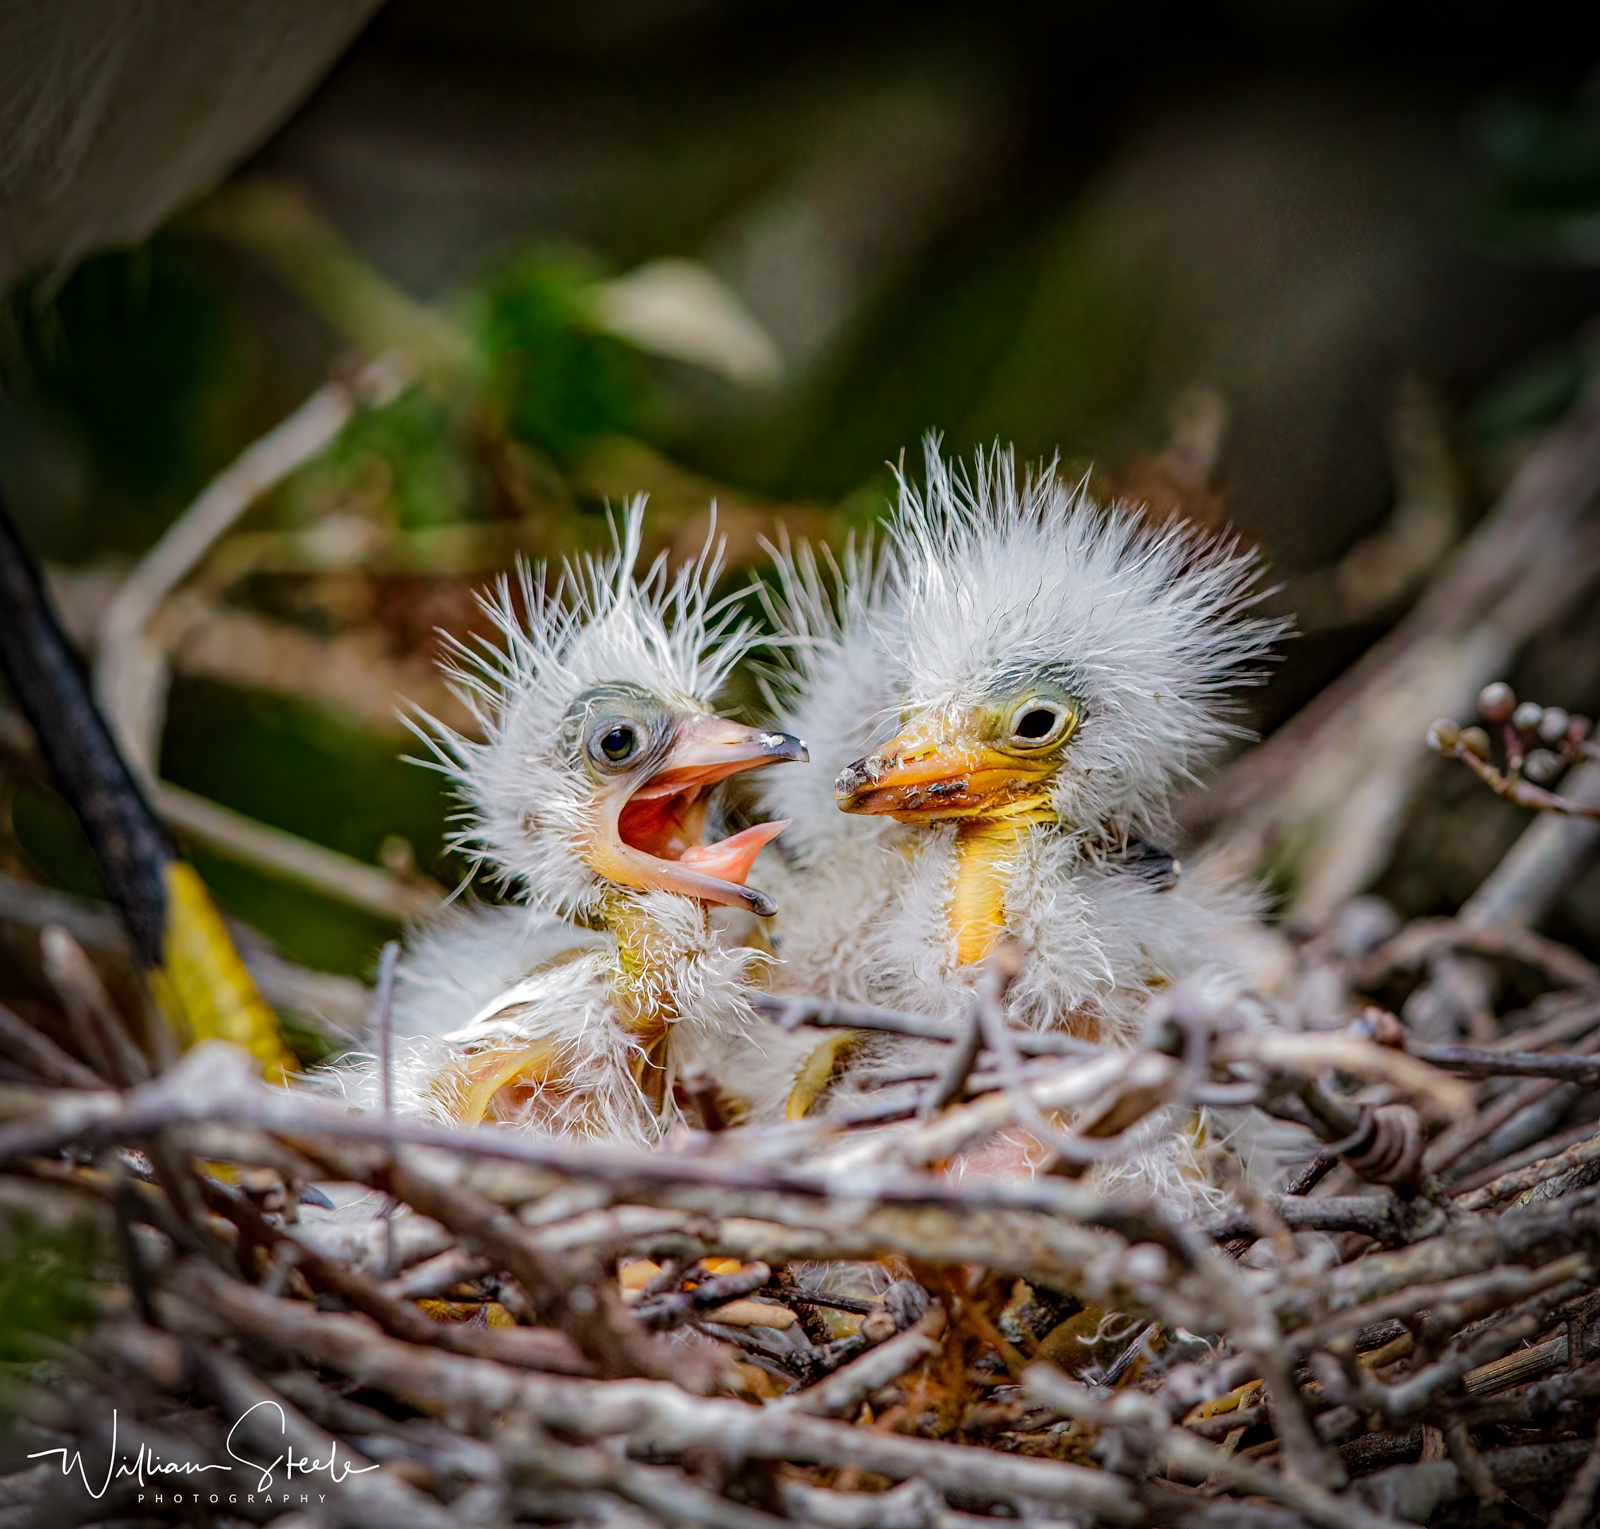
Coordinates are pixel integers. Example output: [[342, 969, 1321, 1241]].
[[6, 783, 1600, 1529], [7, 388, 1600, 1528]]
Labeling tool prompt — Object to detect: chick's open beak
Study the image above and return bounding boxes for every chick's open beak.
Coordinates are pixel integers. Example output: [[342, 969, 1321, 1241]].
[[835, 722, 1053, 823], [591, 714, 807, 916]]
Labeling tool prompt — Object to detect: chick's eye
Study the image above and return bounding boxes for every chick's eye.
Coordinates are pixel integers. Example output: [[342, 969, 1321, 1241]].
[[1015, 708, 1058, 739], [1007, 700, 1072, 748], [597, 724, 638, 762]]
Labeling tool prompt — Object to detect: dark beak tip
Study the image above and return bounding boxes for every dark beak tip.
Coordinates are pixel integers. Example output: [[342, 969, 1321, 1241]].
[[833, 756, 879, 808], [746, 888, 778, 918]]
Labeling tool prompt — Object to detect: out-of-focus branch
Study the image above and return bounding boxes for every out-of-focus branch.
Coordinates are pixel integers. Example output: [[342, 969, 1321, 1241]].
[[151, 779, 442, 923], [2, 701, 443, 925], [93, 355, 406, 777], [1192, 375, 1600, 928]]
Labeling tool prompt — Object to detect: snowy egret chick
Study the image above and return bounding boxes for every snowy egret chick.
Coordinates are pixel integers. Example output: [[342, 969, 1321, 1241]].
[[761, 442, 1283, 1200], [328, 507, 817, 1143]]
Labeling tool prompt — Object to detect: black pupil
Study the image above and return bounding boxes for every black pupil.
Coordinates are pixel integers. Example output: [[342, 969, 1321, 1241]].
[[600, 726, 636, 760], [1015, 707, 1058, 741]]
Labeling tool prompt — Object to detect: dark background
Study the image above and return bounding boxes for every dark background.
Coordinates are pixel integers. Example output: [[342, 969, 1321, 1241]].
[[5, 0, 1600, 975]]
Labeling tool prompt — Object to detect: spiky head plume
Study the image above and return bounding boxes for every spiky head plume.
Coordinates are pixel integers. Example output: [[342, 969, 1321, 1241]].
[[757, 531, 905, 868], [416, 501, 758, 917], [882, 439, 1284, 833], [763, 439, 1283, 852]]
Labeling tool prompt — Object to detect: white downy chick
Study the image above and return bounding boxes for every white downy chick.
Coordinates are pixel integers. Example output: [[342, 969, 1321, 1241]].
[[324, 505, 818, 1144], [761, 441, 1284, 1203]]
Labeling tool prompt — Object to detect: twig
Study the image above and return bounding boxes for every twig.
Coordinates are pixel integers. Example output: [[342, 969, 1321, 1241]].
[[912, 945, 1036, 1139], [1204, 1194, 1403, 1245], [1378, 1274, 1588, 1418], [94, 356, 406, 775], [1224, 1030, 1473, 1123], [1023, 1366, 1399, 1529], [1425, 1023, 1600, 1175], [383, 1246, 490, 1302], [1490, 989, 1600, 1052], [754, 992, 1095, 1057], [777, 1305, 945, 1416], [632, 1263, 775, 1330], [1408, 1042, 1600, 1084], [1464, 760, 1600, 929], [186, 1339, 458, 1529], [1272, 1181, 1600, 1328], [1447, 1118, 1600, 1197], [1440, 743, 1600, 822], [374, 937, 401, 1270], [38, 924, 149, 1086], [1289, 1256, 1584, 1360], [920, 1002, 984, 1120], [783, 1289, 877, 1316], [756, 994, 963, 1043], [1456, 1127, 1600, 1212], [932, 1051, 1175, 1168], [0, 1001, 106, 1090], [1359, 919, 1599, 990], [1451, 1357, 1600, 1427], [1550, 1416, 1600, 1529], [375, 939, 400, 1125], [172, 1259, 1143, 1520], [1426, 1067, 1580, 1177], [154, 780, 443, 922], [197, 1175, 591, 1374], [350, 1155, 679, 1383]]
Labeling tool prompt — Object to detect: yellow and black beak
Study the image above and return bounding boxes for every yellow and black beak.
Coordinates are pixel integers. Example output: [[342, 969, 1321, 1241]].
[[588, 715, 808, 916], [835, 720, 1054, 824]]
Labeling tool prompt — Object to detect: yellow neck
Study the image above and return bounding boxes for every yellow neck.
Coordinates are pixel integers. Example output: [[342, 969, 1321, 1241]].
[[440, 894, 702, 1128], [602, 891, 709, 1109], [950, 817, 1033, 966]]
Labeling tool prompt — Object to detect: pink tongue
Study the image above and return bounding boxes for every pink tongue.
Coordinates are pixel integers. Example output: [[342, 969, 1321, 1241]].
[[678, 820, 789, 885]]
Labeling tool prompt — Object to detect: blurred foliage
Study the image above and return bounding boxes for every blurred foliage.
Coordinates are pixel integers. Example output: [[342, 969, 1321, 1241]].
[[477, 253, 656, 464], [300, 387, 472, 531], [161, 680, 453, 972], [1480, 87, 1600, 260], [1469, 337, 1595, 447], [0, 1215, 99, 1367], [8, 784, 106, 906], [284, 251, 661, 532], [1469, 85, 1600, 447], [161, 679, 449, 877]]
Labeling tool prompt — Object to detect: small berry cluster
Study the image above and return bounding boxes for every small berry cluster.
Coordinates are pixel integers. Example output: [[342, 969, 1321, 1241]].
[[1427, 683, 1600, 820]]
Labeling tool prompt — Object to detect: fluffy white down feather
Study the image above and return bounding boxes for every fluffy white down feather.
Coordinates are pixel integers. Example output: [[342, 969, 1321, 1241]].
[[388, 902, 607, 1041], [760, 440, 1286, 1208], [324, 893, 811, 1145], [762, 439, 1280, 862], [315, 505, 822, 1144], [418, 503, 759, 916], [886, 442, 1280, 834]]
